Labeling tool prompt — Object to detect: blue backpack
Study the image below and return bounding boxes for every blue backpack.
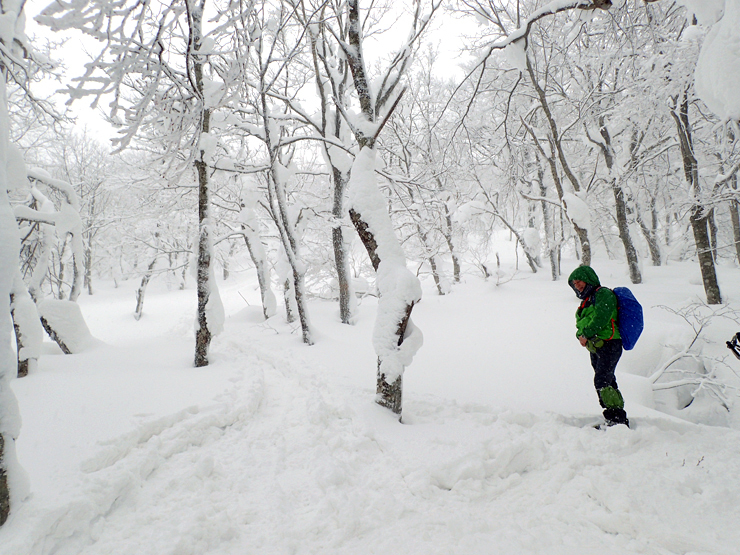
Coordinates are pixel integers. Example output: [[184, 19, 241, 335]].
[[612, 287, 643, 350]]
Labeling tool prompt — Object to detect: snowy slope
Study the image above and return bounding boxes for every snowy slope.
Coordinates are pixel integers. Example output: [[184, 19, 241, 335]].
[[1, 259, 740, 555]]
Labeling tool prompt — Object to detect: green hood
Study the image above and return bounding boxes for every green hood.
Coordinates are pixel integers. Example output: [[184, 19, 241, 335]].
[[568, 265, 601, 287]]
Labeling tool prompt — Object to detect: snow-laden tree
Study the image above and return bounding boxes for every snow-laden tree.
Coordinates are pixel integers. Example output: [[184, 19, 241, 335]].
[[315, 0, 441, 417], [48, 130, 114, 296], [291, 0, 358, 324], [443, 0, 736, 301], [0, 0, 33, 527], [380, 49, 467, 291], [449, 1, 611, 269], [37, 0, 235, 365], [241, 0, 315, 344], [635, 1, 726, 304]]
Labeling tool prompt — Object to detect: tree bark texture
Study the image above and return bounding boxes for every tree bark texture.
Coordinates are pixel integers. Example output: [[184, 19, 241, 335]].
[[538, 176, 561, 281], [443, 205, 461, 283], [375, 302, 414, 418], [611, 182, 642, 283], [194, 152, 212, 366], [0, 434, 8, 526], [671, 94, 722, 304], [351, 206, 415, 419], [332, 168, 354, 324], [40, 316, 72, 355], [10, 294, 30, 377], [731, 198, 740, 264], [283, 278, 296, 324], [84, 245, 93, 295], [134, 256, 157, 321], [596, 124, 642, 283], [192, 2, 215, 366], [429, 255, 444, 296]]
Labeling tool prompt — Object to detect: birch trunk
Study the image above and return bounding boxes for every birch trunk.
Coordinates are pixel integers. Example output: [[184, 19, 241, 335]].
[[526, 57, 591, 266], [192, 0, 216, 366], [332, 167, 355, 324]]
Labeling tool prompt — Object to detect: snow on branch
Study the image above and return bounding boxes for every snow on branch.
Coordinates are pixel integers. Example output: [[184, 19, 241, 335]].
[[448, 0, 612, 119], [13, 205, 58, 226], [715, 161, 740, 185], [487, 0, 612, 51], [649, 303, 740, 407], [27, 168, 80, 210]]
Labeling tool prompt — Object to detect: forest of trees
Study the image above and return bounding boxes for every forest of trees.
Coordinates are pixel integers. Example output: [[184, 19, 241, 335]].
[[2, 0, 739, 525]]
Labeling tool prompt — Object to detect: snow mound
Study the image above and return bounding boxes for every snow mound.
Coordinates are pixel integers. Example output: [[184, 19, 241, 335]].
[[37, 300, 101, 353]]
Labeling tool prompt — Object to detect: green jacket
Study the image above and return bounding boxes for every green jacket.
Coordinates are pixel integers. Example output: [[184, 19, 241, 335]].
[[568, 266, 620, 342]]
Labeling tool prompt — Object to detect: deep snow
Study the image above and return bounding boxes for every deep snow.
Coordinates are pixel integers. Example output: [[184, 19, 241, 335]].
[[2, 256, 740, 555]]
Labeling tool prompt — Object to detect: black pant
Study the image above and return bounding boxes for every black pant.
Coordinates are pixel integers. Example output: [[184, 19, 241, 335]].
[[589, 339, 628, 423]]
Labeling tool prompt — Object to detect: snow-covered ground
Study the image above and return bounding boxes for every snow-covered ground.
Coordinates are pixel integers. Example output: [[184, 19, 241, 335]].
[[2, 256, 740, 555]]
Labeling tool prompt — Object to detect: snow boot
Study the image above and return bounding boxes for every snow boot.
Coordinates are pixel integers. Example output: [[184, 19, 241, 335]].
[[602, 407, 629, 428]]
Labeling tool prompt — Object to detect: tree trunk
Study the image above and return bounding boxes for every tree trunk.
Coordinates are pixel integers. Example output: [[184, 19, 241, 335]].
[[40, 315, 72, 354], [9, 275, 43, 378], [343, 0, 423, 419], [180, 256, 189, 290], [636, 200, 662, 266], [671, 93, 722, 304], [84, 244, 93, 295], [223, 241, 235, 281], [0, 433, 8, 526], [193, 20, 214, 365], [429, 255, 445, 296], [134, 256, 157, 321], [690, 208, 722, 304], [10, 294, 30, 378], [707, 208, 718, 261], [526, 57, 591, 266], [731, 199, 740, 264], [241, 220, 276, 320], [55, 242, 67, 300], [727, 172, 740, 263], [350, 199, 419, 420], [538, 178, 560, 281], [194, 148, 213, 366], [612, 182, 642, 283], [283, 277, 296, 324], [191, 1, 219, 366], [332, 167, 354, 324], [258, 51, 312, 345], [443, 204, 461, 283], [592, 123, 642, 282]]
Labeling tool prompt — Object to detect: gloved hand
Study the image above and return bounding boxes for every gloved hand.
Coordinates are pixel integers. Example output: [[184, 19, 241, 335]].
[[585, 338, 604, 353]]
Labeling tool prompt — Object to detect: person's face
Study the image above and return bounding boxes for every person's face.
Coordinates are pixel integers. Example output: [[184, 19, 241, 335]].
[[572, 280, 586, 293]]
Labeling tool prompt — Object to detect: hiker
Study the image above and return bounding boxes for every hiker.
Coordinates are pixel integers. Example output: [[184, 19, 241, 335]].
[[568, 265, 630, 428]]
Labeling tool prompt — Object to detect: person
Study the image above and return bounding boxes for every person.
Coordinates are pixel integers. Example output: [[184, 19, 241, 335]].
[[568, 265, 630, 428]]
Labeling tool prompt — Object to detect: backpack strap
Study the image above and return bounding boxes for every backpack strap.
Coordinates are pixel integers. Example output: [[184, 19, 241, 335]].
[[603, 286, 616, 340]]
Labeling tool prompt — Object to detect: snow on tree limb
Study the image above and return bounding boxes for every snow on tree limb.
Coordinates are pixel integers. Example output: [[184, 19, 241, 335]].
[[1, 0, 31, 527], [348, 148, 423, 384]]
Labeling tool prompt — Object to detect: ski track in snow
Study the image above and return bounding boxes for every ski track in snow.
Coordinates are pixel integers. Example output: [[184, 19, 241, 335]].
[[4, 262, 740, 555], [3, 326, 740, 555]]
